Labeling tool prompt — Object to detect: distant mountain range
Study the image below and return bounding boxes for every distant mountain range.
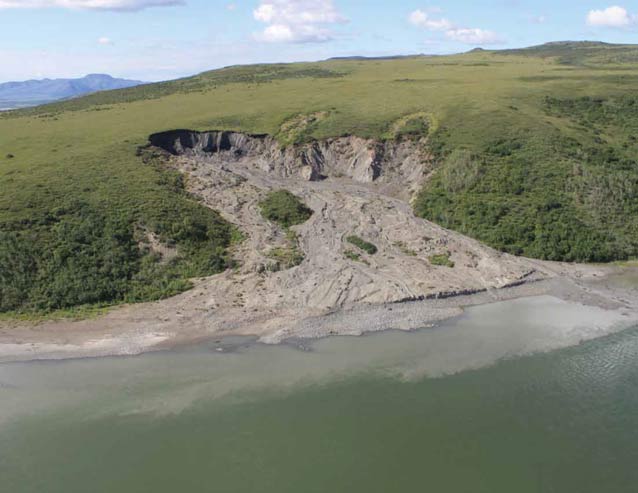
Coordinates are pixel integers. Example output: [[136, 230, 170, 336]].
[[0, 74, 145, 110]]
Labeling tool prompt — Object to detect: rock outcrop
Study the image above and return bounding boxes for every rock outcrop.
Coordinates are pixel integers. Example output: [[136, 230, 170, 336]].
[[149, 130, 431, 198]]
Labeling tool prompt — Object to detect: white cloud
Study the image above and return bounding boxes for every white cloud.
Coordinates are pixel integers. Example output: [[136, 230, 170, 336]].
[[530, 15, 547, 24], [408, 9, 452, 31], [408, 8, 503, 45], [97, 36, 113, 45], [253, 0, 347, 43], [446, 28, 501, 44], [225, 2, 235, 10], [587, 6, 636, 27], [0, 0, 184, 11]]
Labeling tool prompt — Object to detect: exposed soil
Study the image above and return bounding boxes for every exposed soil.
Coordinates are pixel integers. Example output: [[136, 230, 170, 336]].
[[151, 130, 552, 310]]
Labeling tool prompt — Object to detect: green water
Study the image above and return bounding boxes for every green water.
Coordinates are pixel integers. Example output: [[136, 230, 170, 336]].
[[1, 296, 638, 493]]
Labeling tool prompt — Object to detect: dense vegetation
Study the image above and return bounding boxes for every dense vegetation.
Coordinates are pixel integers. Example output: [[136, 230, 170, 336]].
[[415, 95, 638, 261], [0, 154, 234, 314], [259, 190, 313, 228], [2, 41, 638, 314]]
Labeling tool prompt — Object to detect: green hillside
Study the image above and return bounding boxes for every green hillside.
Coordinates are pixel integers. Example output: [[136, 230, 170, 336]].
[[1, 42, 638, 314]]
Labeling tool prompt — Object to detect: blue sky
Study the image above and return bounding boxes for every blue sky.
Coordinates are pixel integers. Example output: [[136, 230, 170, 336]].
[[0, 1, 637, 82]]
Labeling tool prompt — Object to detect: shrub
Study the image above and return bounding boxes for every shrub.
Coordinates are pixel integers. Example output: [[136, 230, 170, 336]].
[[0, 192, 234, 313], [346, 235, 378, 255], [415, 95, 638, 262], [259, 190, 313, 228]]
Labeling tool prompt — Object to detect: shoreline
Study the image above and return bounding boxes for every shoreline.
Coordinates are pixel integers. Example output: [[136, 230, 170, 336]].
[[1, 265, 636, 364]]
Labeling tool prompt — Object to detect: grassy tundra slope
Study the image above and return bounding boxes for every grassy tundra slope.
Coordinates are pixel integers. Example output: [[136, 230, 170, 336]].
[[1, 41, 637, 314]]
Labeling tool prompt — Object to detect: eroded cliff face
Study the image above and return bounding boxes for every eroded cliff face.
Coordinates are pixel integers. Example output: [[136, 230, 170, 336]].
[[149, 130, 268, 157], [149, 130, 431, 200]]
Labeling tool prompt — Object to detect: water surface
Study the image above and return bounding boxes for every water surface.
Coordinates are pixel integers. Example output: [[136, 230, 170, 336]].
[[1, 296, 637, 492]]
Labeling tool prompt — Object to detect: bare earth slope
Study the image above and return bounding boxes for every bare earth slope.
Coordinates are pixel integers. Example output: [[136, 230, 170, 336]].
[[156, 131, 543, 310]]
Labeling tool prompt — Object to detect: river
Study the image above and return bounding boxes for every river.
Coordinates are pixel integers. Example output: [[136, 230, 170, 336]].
[[1, 295, 637, 492]]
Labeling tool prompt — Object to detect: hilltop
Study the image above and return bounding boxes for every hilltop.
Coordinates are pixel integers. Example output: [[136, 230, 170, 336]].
[[1, 41, 637, 317]]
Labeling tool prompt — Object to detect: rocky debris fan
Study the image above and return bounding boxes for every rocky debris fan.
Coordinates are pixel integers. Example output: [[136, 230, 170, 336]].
[[147, 129, 553, 317]]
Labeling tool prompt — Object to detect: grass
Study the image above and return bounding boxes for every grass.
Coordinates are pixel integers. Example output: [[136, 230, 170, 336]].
[[344, 250, 362, 262], [394, 241, 418, 256], [266, 231, 305, 271], [614, 260, 638, 267], [0, 304, 113, 322], [344, 250, 370, 266], [2, 41, 638, 313], [266, 246, 304, 271], [259, 190, 313, 228], [346, 235, 378, 255], [429, 253, 455, 268]]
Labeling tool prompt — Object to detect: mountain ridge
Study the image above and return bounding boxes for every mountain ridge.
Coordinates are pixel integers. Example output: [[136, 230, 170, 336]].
[[0, 74, 144, 109]]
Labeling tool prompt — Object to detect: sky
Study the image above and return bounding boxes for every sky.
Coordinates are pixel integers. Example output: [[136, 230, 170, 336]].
[[0, 1, 637, 82]]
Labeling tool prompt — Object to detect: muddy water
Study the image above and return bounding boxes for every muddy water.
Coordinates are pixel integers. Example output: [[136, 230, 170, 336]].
[[1, 296, 637, 493]]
